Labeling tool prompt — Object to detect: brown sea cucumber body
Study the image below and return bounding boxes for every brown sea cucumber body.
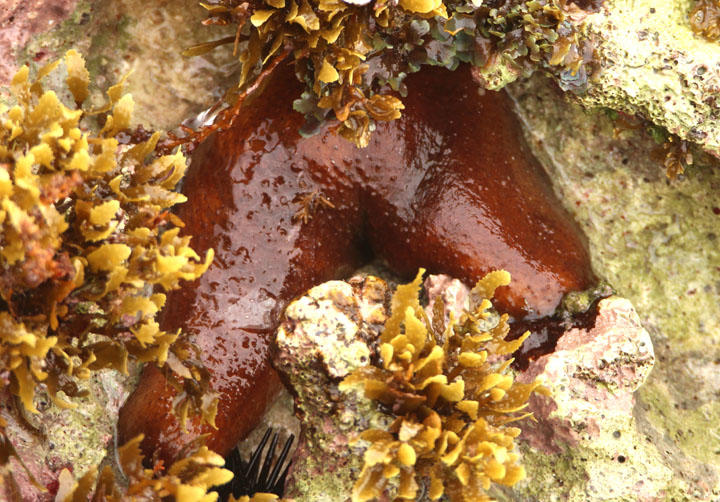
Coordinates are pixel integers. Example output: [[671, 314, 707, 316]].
[[118, 63, 595, 463]]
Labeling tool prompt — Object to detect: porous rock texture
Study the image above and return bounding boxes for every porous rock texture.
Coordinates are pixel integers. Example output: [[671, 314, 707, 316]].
[[579, 0, 720, 158], [274, 274, 658, 501], [504, 297, 660, 501], [275, 275, 391, 502], [510, 68, 720, 500], [477, 0, 720, 159]]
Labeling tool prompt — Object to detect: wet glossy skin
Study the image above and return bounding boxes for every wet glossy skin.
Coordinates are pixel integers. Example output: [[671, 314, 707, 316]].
[[118, 62, 595, 464]]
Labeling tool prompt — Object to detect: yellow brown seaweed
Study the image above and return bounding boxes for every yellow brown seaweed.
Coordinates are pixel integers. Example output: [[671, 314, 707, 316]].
[[55, 434, 232, 502], [341, 270, 546, 501], [190, 0, 595, 146], [690, 0, 720, 41], [0, 51, 215, 424]]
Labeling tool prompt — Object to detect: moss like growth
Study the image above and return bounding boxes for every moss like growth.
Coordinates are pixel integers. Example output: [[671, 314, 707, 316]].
[[191, 0, 594, 146], [340, 269, 546, 501], [0, 52, 216, 428]]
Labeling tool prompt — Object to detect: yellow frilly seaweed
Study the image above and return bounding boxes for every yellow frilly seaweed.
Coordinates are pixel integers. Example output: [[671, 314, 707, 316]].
[[341, 269, 546, 501], [55, 434, 233, 502], [191, 0, 593, 147], [0, 52, 216, 424], [188, 0, 442, 147]]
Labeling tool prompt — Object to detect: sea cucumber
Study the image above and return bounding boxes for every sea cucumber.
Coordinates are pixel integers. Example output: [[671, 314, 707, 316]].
[[117, 62, 595, 464]]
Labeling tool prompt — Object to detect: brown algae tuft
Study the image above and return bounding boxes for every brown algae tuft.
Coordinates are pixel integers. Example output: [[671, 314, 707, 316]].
[[55, 434, 232, 501], [689, 0, 720, 41], [189, 0, 595, 146], [340, 269, 547, 501], [0, 51, 216, 429]]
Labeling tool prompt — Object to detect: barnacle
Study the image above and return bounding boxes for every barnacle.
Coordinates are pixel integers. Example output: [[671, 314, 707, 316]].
[[341, 269, 546, 501], [55, 434, 233, 501], [0, 51, 216, 425], [190, 0, 593, 146]]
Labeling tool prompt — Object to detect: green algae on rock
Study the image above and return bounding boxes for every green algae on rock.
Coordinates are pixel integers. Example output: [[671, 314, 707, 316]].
[[509, 70, 720, 500], [54, 434, 233, 501]]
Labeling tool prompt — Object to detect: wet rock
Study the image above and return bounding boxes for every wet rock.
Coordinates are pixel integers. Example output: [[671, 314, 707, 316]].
[[275, 274, 657, 501], [510, 68, 720, 500], [274, 275, 391, 502], [500, 297, 663, 501], [0, 369, 136, 501], [0, 0, 81, 85], [476, 0, 720, 159]]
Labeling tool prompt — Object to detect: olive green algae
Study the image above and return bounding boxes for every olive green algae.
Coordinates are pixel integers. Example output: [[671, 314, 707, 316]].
[[509, 72, 720, 500]]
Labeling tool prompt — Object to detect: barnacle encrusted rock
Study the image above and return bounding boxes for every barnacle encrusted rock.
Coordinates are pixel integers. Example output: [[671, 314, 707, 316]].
[[467, 0, 720, 160], [475, 0, 720, 159], [275, 275, 390, 502], [576, 0, 720, 159], [275, 271, 545, 502]]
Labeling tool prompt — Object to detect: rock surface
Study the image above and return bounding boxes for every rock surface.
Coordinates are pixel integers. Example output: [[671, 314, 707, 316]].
[[502, 297, 661, 501], [275, 276, 391, 502], [476, 0, 720, 159], [275, 274, 657, 501], [0, 370, 135, 501], [510, 69, 720, 500], [579, 0, 720, 158]]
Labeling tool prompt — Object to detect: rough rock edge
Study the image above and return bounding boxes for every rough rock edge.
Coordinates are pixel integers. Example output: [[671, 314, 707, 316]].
[[476, 0, 720, 159], [275, 274, 657, 501]]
